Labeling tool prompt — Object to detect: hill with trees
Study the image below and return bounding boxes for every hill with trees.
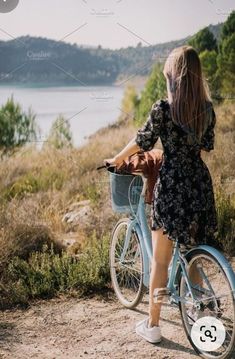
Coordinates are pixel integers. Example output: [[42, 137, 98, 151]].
[[0, 14, 234, 312], [0, 23, 223, 86]]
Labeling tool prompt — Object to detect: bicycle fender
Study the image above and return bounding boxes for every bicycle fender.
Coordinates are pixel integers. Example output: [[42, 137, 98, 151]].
[[198, 245, 235, 299], [176, 245, 235, 300]]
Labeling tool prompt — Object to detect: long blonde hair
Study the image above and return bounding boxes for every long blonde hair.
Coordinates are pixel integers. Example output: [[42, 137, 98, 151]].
[[163, 45, 212, 144]]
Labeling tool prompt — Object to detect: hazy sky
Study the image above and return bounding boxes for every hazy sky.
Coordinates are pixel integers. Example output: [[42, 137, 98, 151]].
[[0, 0, 234, 49]]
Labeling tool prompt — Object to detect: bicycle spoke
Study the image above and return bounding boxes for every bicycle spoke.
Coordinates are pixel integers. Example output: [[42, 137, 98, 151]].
[[110, 219, 145, 307], [180, 251, 235, 359]]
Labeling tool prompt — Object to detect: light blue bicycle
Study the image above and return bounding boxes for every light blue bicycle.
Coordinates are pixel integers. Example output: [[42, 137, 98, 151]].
[[104, 165, 235, 359]]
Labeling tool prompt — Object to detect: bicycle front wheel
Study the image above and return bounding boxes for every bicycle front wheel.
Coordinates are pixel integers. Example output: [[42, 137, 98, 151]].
[[179, 248, 235, 359], [110, 217, 146, 309]]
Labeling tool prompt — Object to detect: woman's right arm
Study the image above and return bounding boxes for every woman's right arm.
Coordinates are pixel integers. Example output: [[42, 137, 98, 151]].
[[103, 99, 164, 167], [114, 137, 140, 161], [103, 136, 140, 168]]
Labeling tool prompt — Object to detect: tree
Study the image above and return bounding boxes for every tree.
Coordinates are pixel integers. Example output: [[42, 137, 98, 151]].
[[200, 50, 218, 78], [217, 11, 235, 99], [45, 115, 73, 149], [118, 84, 138, 123], [199, 50, 220, 99], [219, 10, 235, 44], [0, 96, 37, 157], [134, 63, 167, 126], [188, 27, 218, 53], [188, 26, 221, 101]]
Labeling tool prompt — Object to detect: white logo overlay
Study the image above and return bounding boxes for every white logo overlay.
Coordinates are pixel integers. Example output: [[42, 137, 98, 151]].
[[0, 0, 19, 13], [191, 316, 226, 352]]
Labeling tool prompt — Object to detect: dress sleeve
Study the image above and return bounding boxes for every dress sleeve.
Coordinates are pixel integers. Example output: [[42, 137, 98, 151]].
[[135, 100, 163, 152], [200, 104, 216, 152]]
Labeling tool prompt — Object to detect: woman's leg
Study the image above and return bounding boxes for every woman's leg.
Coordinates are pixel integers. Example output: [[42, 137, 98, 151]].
[[148, 228, 173, 327], [189, 262, 203, 295]]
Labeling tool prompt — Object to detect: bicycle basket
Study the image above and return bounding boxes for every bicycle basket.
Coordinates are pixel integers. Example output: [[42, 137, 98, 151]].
[[107, 166, 143, 214]]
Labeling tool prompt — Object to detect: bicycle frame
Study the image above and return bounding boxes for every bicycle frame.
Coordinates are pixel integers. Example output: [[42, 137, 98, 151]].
[[120, 175, 235, 305], [108, 167, 235, 359]]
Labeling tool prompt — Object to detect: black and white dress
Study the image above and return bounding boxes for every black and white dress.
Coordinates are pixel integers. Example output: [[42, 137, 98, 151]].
[[135, 98, 218, 246]]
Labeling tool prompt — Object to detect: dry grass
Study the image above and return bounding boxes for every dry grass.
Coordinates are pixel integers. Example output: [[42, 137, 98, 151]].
[[0, 102, 234, 256], [203, 100, 235, 195], [0, 100, 234, 308], [0, 120, 136, 268]]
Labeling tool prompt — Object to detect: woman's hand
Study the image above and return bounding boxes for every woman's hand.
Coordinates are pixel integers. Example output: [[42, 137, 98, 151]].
[[103, 155, 123, 169]]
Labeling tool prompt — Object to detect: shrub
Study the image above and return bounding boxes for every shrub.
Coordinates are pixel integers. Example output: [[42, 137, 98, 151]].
[[0, 231, 111, 309], [215, 187, 235, 256], [0, 96, 38, 157], [134, 63, 167, 126], [0, 223, 64, 275], [117, 84, 138, 124], [3, 168, 66, 200], [44, 114, 73, 149]]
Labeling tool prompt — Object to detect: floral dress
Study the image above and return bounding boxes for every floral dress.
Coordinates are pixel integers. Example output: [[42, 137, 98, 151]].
[[135, 98, 218, 246]]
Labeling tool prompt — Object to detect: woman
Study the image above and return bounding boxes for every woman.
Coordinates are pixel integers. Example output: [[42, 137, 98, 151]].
[[103, 45, 218, 343]]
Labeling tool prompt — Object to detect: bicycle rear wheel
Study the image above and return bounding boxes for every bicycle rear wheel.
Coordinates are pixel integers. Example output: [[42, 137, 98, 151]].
[[110, 217, 146, 308], [179, 248, 235, 359]]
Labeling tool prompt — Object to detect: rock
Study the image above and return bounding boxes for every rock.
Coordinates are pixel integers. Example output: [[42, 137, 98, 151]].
[[67, 200, 90, 210], [62, 200, 92, 226]]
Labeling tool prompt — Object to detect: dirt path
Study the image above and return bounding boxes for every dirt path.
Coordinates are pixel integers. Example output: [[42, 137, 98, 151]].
[[0, 291, 198, 359]]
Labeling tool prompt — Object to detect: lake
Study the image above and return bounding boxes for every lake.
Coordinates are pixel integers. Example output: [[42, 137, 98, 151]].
[[0, 85, 125, 148]]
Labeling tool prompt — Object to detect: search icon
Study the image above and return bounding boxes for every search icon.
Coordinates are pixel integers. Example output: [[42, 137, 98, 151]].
[[191, 317, 226, 351], [204, 330, 213, 339]]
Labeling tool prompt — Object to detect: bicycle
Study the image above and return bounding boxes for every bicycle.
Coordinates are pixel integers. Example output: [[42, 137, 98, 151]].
[[97, 163, 235, 359]]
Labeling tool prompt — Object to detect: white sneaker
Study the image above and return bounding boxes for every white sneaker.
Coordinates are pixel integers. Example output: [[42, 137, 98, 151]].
[[135, 318, 162, 343]]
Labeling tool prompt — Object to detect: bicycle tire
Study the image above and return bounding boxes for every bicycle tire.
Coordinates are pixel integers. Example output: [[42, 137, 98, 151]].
[[179, 248, 235, 359], [110, 217, 146, 309]]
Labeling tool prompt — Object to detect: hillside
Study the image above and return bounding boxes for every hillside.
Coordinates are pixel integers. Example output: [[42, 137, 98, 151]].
[[0, 23, 223, 86], [0, 98, 234, 358]]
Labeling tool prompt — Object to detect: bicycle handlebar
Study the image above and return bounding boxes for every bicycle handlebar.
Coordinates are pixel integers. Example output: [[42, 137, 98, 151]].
[[96, 162, 147, 186], [96, 162, 114, 170]]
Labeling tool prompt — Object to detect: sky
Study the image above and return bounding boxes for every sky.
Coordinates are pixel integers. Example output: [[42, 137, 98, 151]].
[[0, 0, 234, 49]]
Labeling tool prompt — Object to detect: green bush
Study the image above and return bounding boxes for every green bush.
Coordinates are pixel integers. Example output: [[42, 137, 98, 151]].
[[39, 168, 65, 191], [215, 187, 235, 255], [44, 114, 73, 149], [118, 84, 138, 124], [86, 183, 101, 204], [0, 231, 111, 309], [134, 63, 167, 126], [3, 169, 66, 200], [0, 96, 38, 156], [0, 223, 64, 275]]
